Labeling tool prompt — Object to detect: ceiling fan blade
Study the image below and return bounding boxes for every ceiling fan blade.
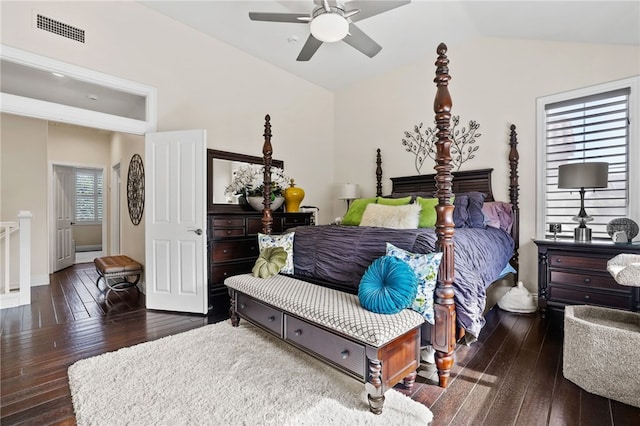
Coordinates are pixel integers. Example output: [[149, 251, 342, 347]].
[[342, 23, 382, 58], [347, 0, 411, 23], [249, 12, 309, 23], [297, 35, 323, 61]]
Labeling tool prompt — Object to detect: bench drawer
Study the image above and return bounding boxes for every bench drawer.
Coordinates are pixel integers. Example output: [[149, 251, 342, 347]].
[[285, 315, 365, 379], [237, 293, 282, 335]]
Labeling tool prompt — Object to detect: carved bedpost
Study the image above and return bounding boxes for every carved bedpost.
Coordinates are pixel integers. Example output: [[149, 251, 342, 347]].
[[376, 148, 383, 197], [508, 124, 520, 281], [432, 42, 456, 388], [262, 115, 274, 235]]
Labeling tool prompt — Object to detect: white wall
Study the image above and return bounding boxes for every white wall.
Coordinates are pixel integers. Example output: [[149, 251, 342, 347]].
[[335, 37, 640, 292], [0, 1, 335, 224]]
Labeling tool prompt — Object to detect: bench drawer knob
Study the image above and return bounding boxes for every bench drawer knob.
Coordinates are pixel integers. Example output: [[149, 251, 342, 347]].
[[294, 329, 302, 336], [341, 350, 350, 359]]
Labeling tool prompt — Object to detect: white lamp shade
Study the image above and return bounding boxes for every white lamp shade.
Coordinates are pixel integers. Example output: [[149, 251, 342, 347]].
[[310, 13, 348, 42], [338, 183, 360, 200], [558, 162, 609, 189]]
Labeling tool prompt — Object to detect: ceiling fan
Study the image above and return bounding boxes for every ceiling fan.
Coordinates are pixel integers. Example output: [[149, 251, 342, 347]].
[[249, 0, 410, 61]]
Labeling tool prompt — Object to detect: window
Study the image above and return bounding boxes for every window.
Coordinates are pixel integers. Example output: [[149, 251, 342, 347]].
[[75, 168, 103, 224], [537, 77, 639, 240]]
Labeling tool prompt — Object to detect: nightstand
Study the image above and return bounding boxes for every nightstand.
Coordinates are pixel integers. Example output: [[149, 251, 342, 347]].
[[534, 239, 640, 318]]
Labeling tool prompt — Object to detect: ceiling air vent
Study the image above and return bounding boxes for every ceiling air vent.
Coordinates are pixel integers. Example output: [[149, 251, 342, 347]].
[[36, 14, 85, 43]]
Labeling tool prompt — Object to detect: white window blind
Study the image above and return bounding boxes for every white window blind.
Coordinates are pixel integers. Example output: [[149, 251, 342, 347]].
[[75, 169, 103, 223], [544, 88, 630, 240]]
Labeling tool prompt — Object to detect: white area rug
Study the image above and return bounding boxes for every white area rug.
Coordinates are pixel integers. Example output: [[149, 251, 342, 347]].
[[68, 321, 432, 425]]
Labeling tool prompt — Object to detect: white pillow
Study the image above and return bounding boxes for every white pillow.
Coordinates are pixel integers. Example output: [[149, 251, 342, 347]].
[[359, 203, 421, 229]]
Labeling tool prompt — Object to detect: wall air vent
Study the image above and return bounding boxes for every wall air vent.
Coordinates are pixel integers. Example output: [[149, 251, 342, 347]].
[[36, 14, 85, 43]]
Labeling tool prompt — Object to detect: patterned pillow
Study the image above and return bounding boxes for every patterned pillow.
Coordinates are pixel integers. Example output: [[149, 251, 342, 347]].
[[252, 247, 288, 279], [358, 256, 418, 314], [258, 232, 295, 274], [386, 243, 443, 324]]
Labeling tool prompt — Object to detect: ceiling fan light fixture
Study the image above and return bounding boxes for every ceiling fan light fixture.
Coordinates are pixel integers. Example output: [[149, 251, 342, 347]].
[[310, 13, 348, 42]]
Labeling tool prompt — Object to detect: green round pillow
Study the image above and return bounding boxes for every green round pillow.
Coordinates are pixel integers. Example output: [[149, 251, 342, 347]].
[[252, 246, 288, 279]]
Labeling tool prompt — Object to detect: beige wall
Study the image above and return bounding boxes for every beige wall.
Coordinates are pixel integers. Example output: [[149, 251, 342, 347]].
[[113, 133, 145, 269], [334, 37, 640, 292], [0, 1, 335, 225], [0, 113, 49, 283]]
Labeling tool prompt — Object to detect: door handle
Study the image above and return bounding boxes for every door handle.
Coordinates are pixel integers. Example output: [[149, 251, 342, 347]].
[[189, 228, 203, 235], [70, 222, 76, 225]]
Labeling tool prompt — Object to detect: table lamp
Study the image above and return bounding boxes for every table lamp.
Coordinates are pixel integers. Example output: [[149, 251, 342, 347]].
[[557, 162, 608, 241], [338, 183, 360, 213]]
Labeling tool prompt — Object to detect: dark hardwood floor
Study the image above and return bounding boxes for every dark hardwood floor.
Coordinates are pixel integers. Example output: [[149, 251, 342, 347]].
[[1, 264, 639, 425]]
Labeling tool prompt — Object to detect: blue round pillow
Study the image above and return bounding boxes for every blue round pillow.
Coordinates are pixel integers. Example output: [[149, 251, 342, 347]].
[[358, 256, 418, 314]]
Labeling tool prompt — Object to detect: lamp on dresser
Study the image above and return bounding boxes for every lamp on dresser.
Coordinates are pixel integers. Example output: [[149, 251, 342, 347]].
[[557, 162, 608, 242], [338, 183, 360, 212]]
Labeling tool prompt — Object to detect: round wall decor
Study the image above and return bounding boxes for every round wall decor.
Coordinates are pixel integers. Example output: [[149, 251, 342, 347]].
[[127, 153, 145, 226]]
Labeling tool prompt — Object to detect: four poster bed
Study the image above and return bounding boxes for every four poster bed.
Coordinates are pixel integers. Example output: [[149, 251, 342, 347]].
[[225, 43, 520, 413]]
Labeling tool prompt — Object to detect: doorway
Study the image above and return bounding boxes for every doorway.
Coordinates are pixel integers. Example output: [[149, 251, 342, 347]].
[[50, 163, 106, 271]]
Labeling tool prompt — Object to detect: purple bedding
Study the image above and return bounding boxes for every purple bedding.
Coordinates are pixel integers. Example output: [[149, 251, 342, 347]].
[[289, 225, 514, 340]]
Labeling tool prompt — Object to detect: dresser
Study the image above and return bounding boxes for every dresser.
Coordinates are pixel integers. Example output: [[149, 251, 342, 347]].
[[534, 239, 640, 318], [207, 210, 312, 314]]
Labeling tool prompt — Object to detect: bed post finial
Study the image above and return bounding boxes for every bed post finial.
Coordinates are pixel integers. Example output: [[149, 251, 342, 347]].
[[432, 42, 456, 389], [509, 124, 520, 279], [262, 114, 274, 235], [376, 149, 383, 197]]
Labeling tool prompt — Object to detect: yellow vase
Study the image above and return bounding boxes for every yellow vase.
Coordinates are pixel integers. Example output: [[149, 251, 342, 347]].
[[284, 179, 305, 212]]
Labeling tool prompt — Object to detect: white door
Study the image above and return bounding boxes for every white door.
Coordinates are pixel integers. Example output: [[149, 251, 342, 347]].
[[145, 130, 208, 314], [53, 165, 75, 271]]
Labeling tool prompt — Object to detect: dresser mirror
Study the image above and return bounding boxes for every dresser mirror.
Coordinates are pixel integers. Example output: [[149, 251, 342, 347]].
[[207, 149, 284, 212]]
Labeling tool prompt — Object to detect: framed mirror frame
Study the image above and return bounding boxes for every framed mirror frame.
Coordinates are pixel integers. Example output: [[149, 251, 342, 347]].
[[207, 149, 284, 213]]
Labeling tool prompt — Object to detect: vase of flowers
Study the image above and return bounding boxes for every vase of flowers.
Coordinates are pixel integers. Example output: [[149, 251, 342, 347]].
[[224, 164, 290, 211]]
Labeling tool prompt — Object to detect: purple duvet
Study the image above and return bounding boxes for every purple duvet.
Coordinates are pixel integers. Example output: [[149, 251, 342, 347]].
[[289, 225, 514, 340]]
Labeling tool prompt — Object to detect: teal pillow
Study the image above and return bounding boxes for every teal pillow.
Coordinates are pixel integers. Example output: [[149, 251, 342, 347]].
[[386, 243, 443, 324], [377, 196, 412, 206], [415, 197, 439, 228], [342, 197, 377, 226], [358, 256, 418, 314]]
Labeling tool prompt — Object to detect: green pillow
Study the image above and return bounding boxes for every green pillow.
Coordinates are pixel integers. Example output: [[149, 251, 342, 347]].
[[416, 197, 455, 228], [252, 247, 288, 279], [342, 197, 377, 226], [415, 197, 439, 228], [377, 196, 412, 206]]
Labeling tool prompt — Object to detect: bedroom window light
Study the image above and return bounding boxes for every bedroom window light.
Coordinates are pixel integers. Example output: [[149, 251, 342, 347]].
[[536, 77, 639, 241], [75, 168, 103, 224]]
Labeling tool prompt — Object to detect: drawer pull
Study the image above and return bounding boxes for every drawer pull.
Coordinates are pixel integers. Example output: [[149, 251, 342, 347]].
[[341, 350, 350, 359], [223, 272, 228, 277], [268, 316, 276, 323], [584, 278, 591, 284], [294, 329, 302, 336], [227, 230, 232, 235], [250, 246, 255, 251], [556, 258, 562, 263], [584, 295, 590, 301], [239, 303, 246, 310], [223, 249, 228, 254], [227, 220, 232, 225]]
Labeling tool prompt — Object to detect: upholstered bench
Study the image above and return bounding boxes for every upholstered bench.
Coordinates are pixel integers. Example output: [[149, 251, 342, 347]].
[[225, 273, 425, 414], [94, 255, 143, 292]]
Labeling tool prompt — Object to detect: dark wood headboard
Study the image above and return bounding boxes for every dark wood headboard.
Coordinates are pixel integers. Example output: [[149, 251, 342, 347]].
[[388, 169, 495, 201]]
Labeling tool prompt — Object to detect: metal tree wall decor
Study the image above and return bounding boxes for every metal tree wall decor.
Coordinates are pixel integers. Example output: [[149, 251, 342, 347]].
[[127, 153, 145, 226], [401, 115, 481, 173]]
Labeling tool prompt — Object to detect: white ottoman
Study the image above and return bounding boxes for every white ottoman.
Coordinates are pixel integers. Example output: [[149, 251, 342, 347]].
[[563, 305, 640, 408]]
